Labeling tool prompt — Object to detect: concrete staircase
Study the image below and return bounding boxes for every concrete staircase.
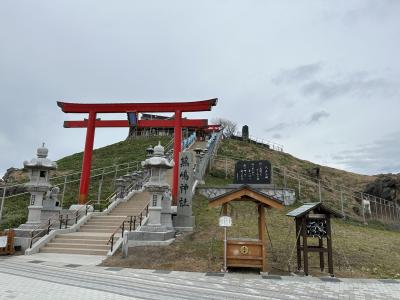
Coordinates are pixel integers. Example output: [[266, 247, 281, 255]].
[[40, 191, 150, 256]]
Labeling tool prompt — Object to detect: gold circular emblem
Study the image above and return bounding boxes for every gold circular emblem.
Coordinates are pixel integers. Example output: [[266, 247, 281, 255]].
[[240, 245, 249, 255]]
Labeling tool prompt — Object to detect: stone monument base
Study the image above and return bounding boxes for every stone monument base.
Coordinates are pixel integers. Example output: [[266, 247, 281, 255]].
[[126, 224, 175, 247], [173, 215, 195, 232]]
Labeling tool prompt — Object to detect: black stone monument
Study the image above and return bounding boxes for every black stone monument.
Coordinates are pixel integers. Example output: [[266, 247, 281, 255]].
[[234, 160, 272, 184]]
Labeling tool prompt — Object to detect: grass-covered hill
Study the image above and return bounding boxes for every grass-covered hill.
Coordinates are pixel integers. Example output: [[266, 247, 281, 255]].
[[3, 135, 400, 278], [101, 138, 399, 279]]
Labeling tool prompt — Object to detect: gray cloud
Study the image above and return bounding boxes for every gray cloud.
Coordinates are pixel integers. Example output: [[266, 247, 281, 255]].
[[265, 110, 330, 133], [264, 123, 290, 133], [272, 63, 322, 84], [342, 0, 400, 25], [331, 131, 400, 175], [301, 75, 396, 101], [307, 111, 330, 125]]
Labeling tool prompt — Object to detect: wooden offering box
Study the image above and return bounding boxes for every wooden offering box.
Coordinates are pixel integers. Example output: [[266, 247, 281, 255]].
[[227, 238, 264, 269]]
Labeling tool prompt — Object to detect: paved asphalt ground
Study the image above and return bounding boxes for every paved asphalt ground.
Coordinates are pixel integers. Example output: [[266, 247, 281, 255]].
[[0, 254, 399, 299]]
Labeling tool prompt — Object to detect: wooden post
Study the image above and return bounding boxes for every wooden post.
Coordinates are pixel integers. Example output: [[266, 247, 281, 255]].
[[258, 204, 267, 272], [326, 216, 334, 276], [295, 218, 302, 271], [319, 238, 324, 271], [223, 203, 228, 216], [302, 217, 309, 275]]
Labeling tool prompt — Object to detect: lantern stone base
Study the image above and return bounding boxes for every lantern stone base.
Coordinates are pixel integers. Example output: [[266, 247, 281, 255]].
[[13, 224, 46, 251]]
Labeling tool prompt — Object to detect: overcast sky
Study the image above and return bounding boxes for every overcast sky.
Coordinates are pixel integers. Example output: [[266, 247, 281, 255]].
[[1, 0, 399, 177]]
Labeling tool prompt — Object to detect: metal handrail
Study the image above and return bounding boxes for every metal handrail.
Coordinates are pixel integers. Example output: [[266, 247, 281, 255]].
[[29, 211, 61, 235], [29, 211, 62, 248], [107, 203, 149, 252], [61, 200, 94, 226]]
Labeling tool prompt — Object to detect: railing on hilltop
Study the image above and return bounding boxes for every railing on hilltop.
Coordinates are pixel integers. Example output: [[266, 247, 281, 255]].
[[231, 132, 284, 152], [210, 154, 400, 225]]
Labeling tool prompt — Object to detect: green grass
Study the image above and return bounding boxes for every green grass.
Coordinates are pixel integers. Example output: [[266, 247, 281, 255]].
[[103, 192, 400, 278], [103, 140, 400, 278], [1, 136, 171, 230]]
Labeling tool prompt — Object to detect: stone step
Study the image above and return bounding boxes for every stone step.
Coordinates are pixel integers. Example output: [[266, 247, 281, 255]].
[[113, 205, 147, 208], [86, 221, 124, 225], [91, 216, 126, 220], [81, 224, 119, 229], [79, 228, 118, 233], [46, 243, 109, 250], [56, 234, 109, 240], [110, 209, 144, 213], [40, 247, 108, 256], [111, 207, 145, 210], [52, 238, 108, 245]]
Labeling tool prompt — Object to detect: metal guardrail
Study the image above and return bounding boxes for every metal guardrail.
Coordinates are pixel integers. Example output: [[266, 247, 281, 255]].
[[232, 132, 284, 152], [107, 204, 149, 252], [211, 154, 400, 225]]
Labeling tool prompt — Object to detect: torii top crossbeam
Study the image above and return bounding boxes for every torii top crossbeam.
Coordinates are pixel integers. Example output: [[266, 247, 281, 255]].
[[57, 99, 217, 113], [57, 99, 218, 204]]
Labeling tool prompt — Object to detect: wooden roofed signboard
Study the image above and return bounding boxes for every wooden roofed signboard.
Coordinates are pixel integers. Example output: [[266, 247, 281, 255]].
[[208, 185, 283, 209], [208, 185, 283, 272]]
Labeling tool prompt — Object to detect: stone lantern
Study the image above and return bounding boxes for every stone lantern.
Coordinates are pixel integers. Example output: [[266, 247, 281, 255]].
[[23, 144, 57, 226], [141, 142, 174, 229], [128, 142, 175, 246], [14, 144, 57, 251]]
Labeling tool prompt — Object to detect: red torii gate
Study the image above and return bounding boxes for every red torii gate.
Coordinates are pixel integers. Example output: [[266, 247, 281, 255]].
[[57, 99, 217, 204]]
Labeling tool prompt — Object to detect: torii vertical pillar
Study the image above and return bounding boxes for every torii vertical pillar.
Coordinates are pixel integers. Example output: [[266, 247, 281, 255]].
[[172, 110, 182, 204], [79, 111, 96, 204]]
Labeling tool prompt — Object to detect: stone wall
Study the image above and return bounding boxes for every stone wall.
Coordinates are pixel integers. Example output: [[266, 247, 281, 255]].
[[197, 184, 296, 206]]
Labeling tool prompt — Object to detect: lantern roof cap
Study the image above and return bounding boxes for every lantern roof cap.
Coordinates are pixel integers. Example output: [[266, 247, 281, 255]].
[[23, 143, 57, 170]]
